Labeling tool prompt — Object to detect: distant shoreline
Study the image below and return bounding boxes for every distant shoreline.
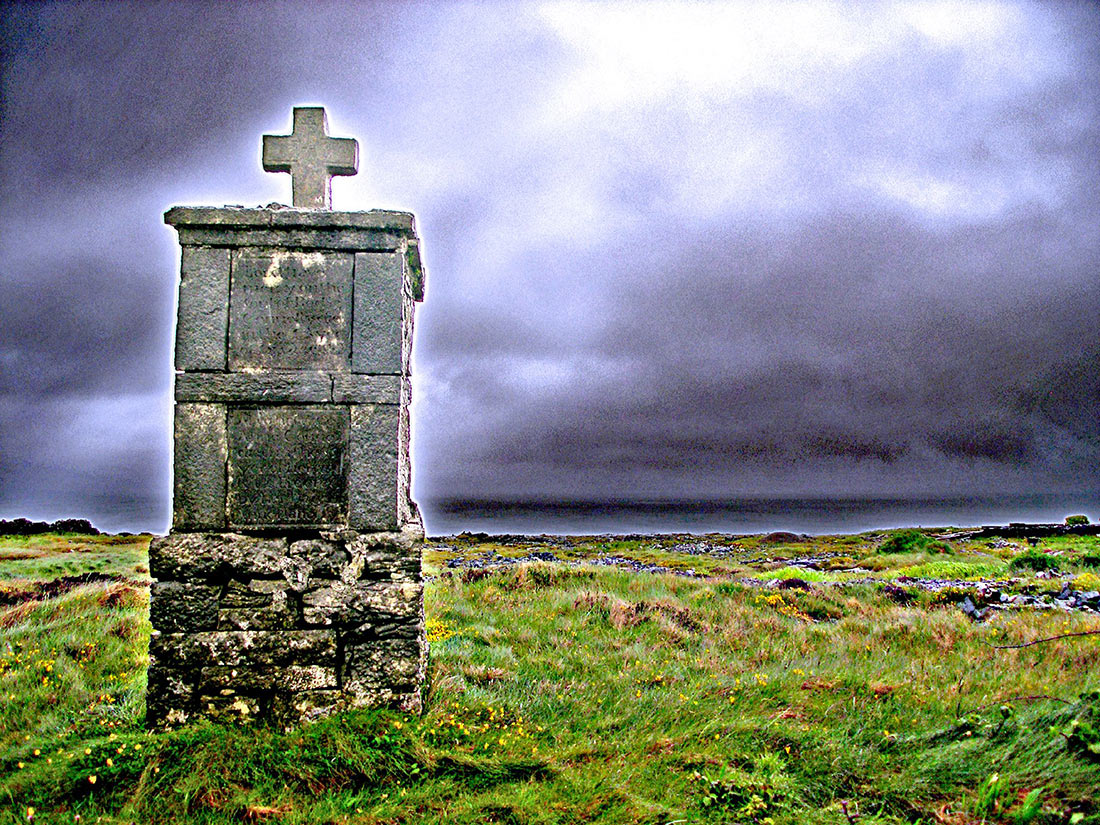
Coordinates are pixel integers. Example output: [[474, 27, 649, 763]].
[[423, 493, 1100, 537], [3, 492, 1097, 539]]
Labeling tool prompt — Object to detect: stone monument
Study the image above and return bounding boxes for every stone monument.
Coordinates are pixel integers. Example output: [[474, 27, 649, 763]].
[[147, 107, 427, 726]]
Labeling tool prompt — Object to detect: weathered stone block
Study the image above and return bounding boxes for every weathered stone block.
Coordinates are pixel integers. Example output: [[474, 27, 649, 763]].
[[362, 618, 423, 641], [288, 538, 348, 580], [347, 529, 422, 581], [352, 252, 403, 374], [175, 372, 332, 403], [158, 184, 427, 727], [174, 226, 404, 250], [164, 205, 415, 231], [270, 689, 347, 726], [199, 694, 266, 724], [150, 630, 336, 669], [218, 579, 299, 630], [397, 376, 418, 527], [150, 581, 219, 632], [331, 374, 401, 404], [175, 246, 229, 370], [342, 686, 423, 715], [343, 637, 423, 690], [148, 533, 289, 581], [173, 404, 226, 530], [145, 666, 197, 726], [200, 665, 337, 692], [227, 406, 349, 527], [301, 581, 421, 627], [348, 404, 399, 530]]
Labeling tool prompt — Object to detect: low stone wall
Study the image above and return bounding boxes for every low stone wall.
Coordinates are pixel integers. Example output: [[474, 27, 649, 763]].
[[146, 527, 425, 727]]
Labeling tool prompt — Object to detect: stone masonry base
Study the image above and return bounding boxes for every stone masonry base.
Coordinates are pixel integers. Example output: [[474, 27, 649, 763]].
[[146, 527, 425, 727]]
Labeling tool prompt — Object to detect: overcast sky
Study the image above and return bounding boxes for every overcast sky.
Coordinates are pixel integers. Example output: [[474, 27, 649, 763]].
[[1, 0, 1097, 533]]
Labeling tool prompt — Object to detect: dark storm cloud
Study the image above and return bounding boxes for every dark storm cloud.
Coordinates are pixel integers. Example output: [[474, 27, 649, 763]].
[[419, 201, 1099, 498], [0, 1, 401, 198], [413, 4, 1100, 501], [0, 0, 402, 529], [1, 1, 1097, 530], [0, 252, 170, 398]]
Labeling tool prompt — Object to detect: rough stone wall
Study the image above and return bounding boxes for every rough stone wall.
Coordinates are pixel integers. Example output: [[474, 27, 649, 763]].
[[149, 207, 426, 728], [147, 528, 424, 726]]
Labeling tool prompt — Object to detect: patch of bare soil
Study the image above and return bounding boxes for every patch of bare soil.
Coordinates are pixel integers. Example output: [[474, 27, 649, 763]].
[[0, 572, 126, 608]]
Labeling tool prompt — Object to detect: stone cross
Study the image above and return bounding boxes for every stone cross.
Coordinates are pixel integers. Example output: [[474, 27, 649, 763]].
[[262, 107, 358, 209]]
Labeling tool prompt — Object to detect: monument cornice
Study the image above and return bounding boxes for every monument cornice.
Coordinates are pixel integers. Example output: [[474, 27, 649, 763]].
[[165, 205, 417, 232]]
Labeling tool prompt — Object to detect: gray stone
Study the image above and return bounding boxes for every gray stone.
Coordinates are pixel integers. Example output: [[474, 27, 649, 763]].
[[270, 690, 347, 725], [175, 246, 229, 370], [397, 376, 418, 527], [145, 666, 197, 726], [175, 372, 332, 403], [199, 694, 265, 723], [227, 406, 349, 527], [154, 116, 428, 727], [288, 538, 348, 580], [404, 240, 425, 302], [173, 227, 404, 250], [340, 685, 423, 714], [343, 637, 423, 689], [228, 250, 353, 371], [150, 581, 219, 632], [301, 580, 421, 627], [352, 252, 403, 374], [148, 533, 289, 581], [150, 630, 337, 669], [164, 206, 415, 231], [218, 580, 299, 630], [262, 107, 357, 209], [173, 404, 226, 530], [200, 665, 337, 691], [347, 529, 422, 581], [348, 404, 399, 531], [331, 374, 401, 404], [366, 620, 423, 640]]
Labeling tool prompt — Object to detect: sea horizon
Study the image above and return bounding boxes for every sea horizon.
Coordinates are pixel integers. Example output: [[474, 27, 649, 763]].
[[421, 492, 1100, 538], [5, 492, 1098, 538]]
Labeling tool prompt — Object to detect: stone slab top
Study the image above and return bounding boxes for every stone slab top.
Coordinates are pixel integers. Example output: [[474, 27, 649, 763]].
[[165, 206, 417, 234]]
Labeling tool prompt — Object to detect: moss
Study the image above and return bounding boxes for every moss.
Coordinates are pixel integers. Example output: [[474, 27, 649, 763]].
[[1010, 550, 1061, 572], [878, 529, 952, 555]]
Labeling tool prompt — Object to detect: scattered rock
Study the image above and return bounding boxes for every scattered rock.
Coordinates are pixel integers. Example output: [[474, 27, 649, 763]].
[[777, 578, 812, 591], [760, 531, 804, 544], [959, 596, 987, 622], [429, 538, 1100, 614], [883, 584, 914, 604]]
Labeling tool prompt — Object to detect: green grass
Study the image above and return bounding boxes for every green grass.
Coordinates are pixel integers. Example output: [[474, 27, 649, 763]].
[[1, 532, 1099, 824]]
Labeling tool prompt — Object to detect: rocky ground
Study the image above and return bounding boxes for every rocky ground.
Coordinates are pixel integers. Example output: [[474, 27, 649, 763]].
[[427, 524, 1100, 616]]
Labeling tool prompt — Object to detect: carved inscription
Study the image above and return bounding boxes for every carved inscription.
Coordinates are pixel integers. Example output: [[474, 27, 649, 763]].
[[227, 406, 349, 526], [229, 251, 353, 370]]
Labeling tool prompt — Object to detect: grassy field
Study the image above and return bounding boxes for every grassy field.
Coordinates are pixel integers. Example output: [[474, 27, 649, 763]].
[[1, 529, 1098, 824]]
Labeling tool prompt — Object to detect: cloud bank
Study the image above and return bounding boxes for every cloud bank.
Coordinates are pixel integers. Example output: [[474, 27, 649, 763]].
[[1, 1, 1096, 531]]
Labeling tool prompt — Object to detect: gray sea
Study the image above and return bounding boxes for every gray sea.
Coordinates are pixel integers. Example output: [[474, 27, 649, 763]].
[[421, 494, 1100, 537]]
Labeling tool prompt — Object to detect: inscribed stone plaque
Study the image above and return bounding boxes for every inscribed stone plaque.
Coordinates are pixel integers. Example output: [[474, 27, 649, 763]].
[[227, 406, 349, 526], [229, 251, 353, 370]]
